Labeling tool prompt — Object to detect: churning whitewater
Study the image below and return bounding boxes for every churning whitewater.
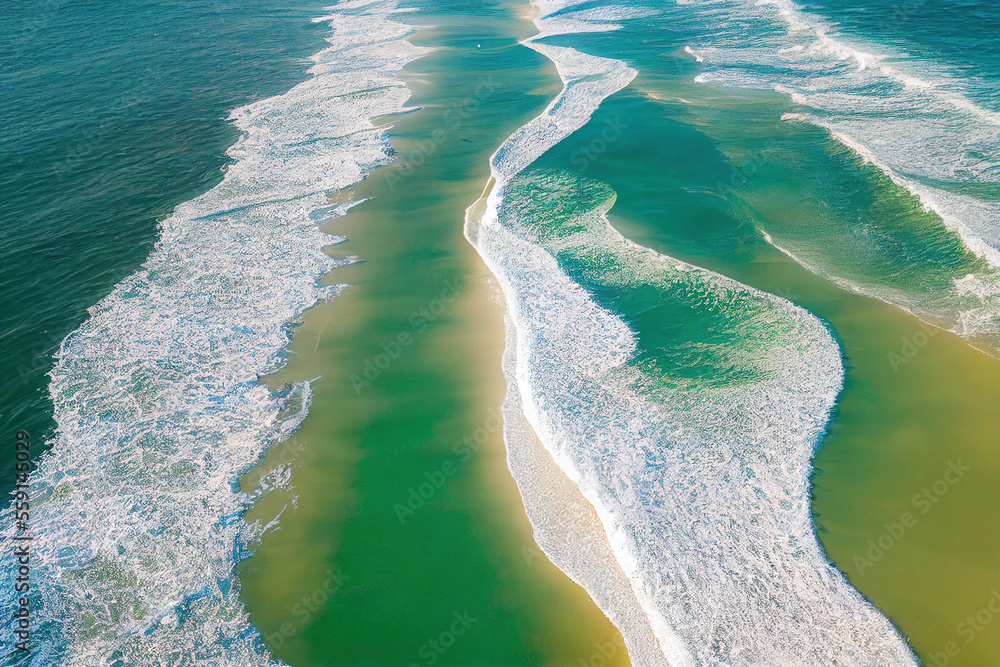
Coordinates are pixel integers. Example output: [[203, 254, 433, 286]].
[[11, 0, 991, 663], [467, 0, 919, 664], [0, 2, 425, 664], [680, 0, 1000, 352]]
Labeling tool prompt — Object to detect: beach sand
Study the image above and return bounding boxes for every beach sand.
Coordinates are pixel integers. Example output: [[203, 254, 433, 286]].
[[242, 2, 999, 665], [465, 191, 665, 666], [519, 69, 1000, 664], [239, 4, 636, 664]]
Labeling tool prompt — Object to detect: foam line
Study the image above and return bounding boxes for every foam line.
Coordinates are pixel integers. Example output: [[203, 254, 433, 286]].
[[466, 2, 920, 663], [0, 2, 427, 664], [683, 0, 1000, 348]]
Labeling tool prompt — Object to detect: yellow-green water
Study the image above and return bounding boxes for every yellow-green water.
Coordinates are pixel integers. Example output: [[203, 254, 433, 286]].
[[240, 4, 632, 665], [241, 2, 999, 666]]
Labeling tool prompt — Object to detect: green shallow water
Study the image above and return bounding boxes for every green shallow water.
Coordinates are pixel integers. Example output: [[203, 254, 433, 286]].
[[239, 3, 632, 665], [527, 70, 999, 664], [240, 3, 998, 666], [5, 0, 997, 663]]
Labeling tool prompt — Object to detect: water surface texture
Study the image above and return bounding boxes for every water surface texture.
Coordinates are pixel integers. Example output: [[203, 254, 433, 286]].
[[3, 0, 998, 664]]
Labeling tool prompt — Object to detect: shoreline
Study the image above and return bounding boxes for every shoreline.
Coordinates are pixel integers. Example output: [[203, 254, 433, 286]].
[[239, 1, 635, 663], [0, 1, 425, 662], [519, 57, 1000, 661], [466, 193, 663, 665], [244, 1, 1000, 667]]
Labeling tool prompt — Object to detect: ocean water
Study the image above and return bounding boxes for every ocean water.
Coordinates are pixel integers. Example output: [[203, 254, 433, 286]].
[[675, 0, 1000, 349], [471, 166, 912, 664], [237, 2, 640, 665], [464, 2, 909, 663], [3, 0, 999, 664], [519, 0, 1000, 351], [466, 0, 999, 663], [2, 0, 425, 663], [0, 0, 332, 490]]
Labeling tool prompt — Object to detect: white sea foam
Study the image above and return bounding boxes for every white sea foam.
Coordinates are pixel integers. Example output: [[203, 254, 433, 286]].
[[685, 1, 1000, 237], [823, 127, 1000, 268], [473, 174, 919, 664], [529, 0, 658, 37], [467, 3, 918, 664], [681, 0, 1000, 345], [683, 46, 703, 63], [0, 2, 425, 664]]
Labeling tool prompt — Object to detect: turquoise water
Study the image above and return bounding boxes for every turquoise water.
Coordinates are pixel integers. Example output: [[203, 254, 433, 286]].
[[0, 1, 344, 663], [534, 0, 1000, 350], [3, 0, 999, 663], [0, 0, 327, 492], [467, 0, 1000, 663]]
